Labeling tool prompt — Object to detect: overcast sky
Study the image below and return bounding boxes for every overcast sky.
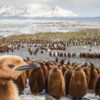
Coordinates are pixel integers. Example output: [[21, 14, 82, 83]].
[[0, 0, 100, 17]]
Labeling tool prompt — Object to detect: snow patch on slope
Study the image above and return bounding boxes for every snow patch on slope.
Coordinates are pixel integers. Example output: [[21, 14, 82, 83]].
[[0, 4, 78, 17]]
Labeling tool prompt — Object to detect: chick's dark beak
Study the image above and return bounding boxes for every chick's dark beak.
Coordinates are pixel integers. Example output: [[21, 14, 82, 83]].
[[16, 63, 40, 71]]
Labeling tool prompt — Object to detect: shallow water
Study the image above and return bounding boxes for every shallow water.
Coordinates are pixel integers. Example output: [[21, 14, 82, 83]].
[[0, 45, 100, 100], [0, 45, 100, 66], [0, 18, 100, 37]]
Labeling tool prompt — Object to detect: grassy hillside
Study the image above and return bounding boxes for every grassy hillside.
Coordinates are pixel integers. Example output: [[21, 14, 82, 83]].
[[5, 29, 100, 41]]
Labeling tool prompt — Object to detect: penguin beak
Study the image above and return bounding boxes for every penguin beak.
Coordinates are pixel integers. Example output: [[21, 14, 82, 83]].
[[16, 63, 40, 71]]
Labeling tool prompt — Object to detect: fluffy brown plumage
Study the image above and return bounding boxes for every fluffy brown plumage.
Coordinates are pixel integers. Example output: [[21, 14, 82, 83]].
[[48, 67, 65, 98], [64, 69, 73, 95], [14, 71, 27, 94], [69, 66, 87, 99], [94, 75, 100, 96], [0, 55, 27, 100], [83, 67, 90, 88], [29, 66, 45, 95], [89, 63, 98, 89]]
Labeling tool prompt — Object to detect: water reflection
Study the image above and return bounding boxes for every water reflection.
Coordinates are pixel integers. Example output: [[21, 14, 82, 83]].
[[0, 45, 100, 67]]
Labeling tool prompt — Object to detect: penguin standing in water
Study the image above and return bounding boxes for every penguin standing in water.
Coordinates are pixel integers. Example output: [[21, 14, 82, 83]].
[[0, 55, 39, 100]]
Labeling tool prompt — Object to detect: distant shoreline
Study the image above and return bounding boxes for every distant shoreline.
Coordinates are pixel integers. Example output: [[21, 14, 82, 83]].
[[1, 29, 99, 41], [0, 17, 100, 37]]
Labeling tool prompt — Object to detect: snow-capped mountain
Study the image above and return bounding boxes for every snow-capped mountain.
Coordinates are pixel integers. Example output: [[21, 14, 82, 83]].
[[0, 4, 78, 17]]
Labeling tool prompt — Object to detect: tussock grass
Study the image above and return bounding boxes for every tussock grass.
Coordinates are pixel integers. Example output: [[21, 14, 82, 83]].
[[5, 29, 100, 41]]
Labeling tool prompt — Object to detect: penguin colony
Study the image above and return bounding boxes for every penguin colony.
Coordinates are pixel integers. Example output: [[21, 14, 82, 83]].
[[11, 58, 100, 99], [0, 40, 100, 99]]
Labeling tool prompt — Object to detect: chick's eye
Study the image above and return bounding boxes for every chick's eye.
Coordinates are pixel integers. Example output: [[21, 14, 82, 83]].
[[8, 64, 15, 69]]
